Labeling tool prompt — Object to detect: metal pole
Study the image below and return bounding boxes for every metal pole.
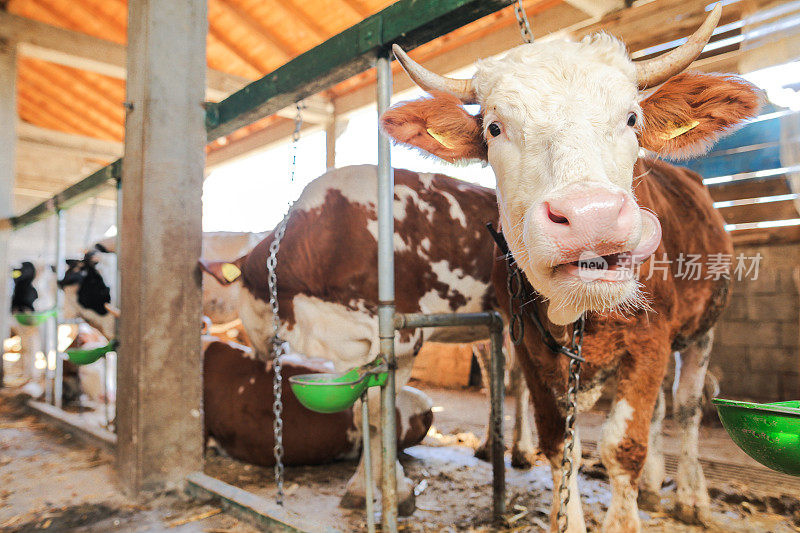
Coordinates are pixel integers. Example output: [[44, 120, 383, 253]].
[[376, 49, 397, 533], [42, 324, 51, 404], [489, 320, 506, 521], [110, 178, 121, 428], [53, 209, 65, 409], [362, 391, 375, 533], [395, 310, 506, 520]]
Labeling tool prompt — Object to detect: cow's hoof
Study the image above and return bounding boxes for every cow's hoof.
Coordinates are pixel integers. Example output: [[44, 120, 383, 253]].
[[673, 502, 713, 526], [474, 442, 490, 461], [637, 489, 662, 512], [398, 491, 416, 517], [510, 447, 538, 469], [339, 492, 366, 510]]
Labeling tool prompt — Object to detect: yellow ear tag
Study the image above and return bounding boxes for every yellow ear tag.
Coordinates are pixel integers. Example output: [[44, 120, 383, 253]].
[[221, 263, 241, 283], [426, 128, 456, 150], [11, 270, 21, 279], [660, 120, 700, 141]]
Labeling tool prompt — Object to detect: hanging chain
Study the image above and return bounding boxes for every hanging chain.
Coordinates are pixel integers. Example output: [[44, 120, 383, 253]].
[[268, 101, 303, 505], [556, 315, 585, 533], [514, 0, 534, 44], [288, 102, 304, 181]]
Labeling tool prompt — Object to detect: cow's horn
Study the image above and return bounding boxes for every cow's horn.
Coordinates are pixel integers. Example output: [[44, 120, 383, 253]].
[[392, 44, 477, 104], [104, 303, 121, 318], [635, 3, 721, 89]]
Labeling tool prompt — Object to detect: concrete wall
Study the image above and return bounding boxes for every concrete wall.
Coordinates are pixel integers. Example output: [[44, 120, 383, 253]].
[[712, 242, 800, 402]]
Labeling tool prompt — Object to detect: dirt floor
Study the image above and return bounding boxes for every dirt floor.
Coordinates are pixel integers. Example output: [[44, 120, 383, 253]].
[[3, 384, 800, 532], [0, 392, 257, 533], [205, 385, 800, 532]]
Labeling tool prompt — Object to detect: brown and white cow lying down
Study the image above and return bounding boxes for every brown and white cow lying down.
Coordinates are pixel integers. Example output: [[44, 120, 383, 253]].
[[382, 5, 760, 531], [203, 338, 433, 467], [201, 164, 500, 514]]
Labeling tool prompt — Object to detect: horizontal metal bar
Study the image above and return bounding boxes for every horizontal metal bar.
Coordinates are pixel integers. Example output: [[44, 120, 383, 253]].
[[11, 159, 121, 230], [394, 311, 503, 331], [7, 0, 513, 231]]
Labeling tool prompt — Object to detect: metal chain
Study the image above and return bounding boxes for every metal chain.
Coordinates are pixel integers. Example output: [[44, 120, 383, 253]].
[[556, 315, 585, 533], [507, 264, 525, 344], [514, 0, 534, 44], [268, 101, 303, 505], [288, 102, 304, 181]]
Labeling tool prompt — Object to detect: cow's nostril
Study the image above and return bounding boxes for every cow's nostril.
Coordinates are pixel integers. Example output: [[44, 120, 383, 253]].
[[547, 204, 569, 225]]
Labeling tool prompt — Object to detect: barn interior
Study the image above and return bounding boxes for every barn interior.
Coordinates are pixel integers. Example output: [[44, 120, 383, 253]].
[[1, 0, 800, 531]]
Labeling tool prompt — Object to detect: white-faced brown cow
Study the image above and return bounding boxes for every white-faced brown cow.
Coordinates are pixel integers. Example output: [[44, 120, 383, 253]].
[[202, 164, 500, 514], [381, 5, 760, 531]]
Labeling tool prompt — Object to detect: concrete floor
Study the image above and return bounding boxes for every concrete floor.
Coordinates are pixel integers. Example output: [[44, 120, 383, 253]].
[[3, 385, 800, 532], [0, 392, 257, 533]]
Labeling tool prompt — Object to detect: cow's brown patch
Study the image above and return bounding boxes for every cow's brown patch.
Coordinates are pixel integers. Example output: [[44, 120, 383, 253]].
[[239, 168, 498, 343]]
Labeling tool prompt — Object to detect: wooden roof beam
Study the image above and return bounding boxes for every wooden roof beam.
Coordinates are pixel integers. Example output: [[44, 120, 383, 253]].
[[18, 122, 123, 160], [271, 0, 327, 40], [211, 0, 299, 57], [338, 0, 370, 18], [207, 22, 269, 76], [20, 61, 122, 140], [17, 83, 106, 139], [0, 11, 252, 100], [564, 0, 626, 19]]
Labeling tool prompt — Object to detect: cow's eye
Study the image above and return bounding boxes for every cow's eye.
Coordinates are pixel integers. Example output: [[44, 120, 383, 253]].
[[487, 122, 502, 137], [626, 112, 637, 127]]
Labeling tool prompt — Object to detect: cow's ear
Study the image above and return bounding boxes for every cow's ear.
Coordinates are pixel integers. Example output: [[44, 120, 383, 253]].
[[199, 259, 242, 285], [381, 91, 487, 162], [639, 72, 762, 160]]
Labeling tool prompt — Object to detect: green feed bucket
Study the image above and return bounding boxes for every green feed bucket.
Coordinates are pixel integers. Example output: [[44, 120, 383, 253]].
[[289, 360, 388, 414], [66, 340, 118, 366], [713, 398, 800, 476], [14, 308, 57, 327]]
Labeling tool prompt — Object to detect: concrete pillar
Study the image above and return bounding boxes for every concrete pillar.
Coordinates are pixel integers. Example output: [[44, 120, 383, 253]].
[[0, 39, 17, 388], [324, 113, 348, 170], [117, 0, 207, 494]]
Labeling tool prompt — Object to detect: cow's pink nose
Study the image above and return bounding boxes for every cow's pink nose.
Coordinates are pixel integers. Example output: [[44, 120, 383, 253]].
[[538, 189, 635, 258]]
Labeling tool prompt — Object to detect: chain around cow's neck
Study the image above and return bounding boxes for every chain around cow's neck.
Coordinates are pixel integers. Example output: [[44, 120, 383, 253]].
[[484, 222, 584, 532]]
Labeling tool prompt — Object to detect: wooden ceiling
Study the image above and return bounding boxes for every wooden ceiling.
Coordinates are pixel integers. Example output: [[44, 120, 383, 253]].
[[6, 0, 400, 142]]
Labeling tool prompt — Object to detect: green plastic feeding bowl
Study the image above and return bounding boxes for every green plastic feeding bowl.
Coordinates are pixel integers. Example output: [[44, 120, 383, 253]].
[[66, 340, 118, 366], [14, 308, 57, 327], [713, 398, 800, 476], [289, 361, 388, 414]]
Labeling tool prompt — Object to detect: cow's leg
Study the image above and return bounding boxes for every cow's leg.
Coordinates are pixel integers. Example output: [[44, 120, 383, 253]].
[[473, 341, 498, 461], [475, 341, 537, 467], [637, 388, 665, 511], [600, 343, 668, 533], [341, 355, 417, 516], [524, 359, 585, 533], [673, 330, 712, 525], [510, 364, 538, 468]]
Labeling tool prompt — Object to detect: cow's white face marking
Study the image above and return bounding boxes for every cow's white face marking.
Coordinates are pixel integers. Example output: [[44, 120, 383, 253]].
[[474, 36, 658, 324], [237, 385, 245, 395]]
